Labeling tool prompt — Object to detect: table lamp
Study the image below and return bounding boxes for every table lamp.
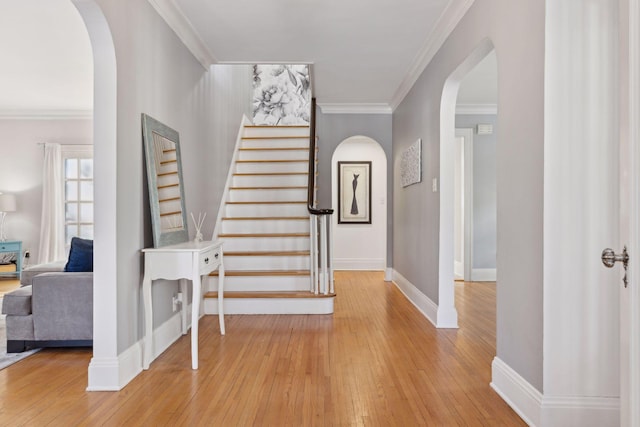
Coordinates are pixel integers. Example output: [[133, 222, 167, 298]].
[[0, 193, 17, 241]]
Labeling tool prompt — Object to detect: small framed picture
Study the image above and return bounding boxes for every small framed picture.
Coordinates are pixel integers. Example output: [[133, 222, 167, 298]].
[[338, 161, 372, 224]]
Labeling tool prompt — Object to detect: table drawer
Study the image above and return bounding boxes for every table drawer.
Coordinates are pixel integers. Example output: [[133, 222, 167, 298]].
[[0, 242, 20, 252], [199, 247, 220, 272]]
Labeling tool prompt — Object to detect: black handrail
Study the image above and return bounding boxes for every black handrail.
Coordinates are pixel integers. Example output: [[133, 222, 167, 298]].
[[307, 98, 334, 216]]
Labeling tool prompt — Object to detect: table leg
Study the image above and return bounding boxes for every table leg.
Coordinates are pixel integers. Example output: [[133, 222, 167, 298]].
[[179, 279, 188, 335], [191, 274, 201, 370], [218, 257, 225, 335], [142, 273, 152, 370]]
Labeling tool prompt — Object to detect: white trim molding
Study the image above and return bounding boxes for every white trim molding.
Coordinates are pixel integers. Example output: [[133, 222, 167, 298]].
[[0, 109, 93, 120], [333, 258, 386, 270], [390, 0, 476, 110], [88, 307, 190, 391], [491, 357, 620, 427], [147, 0, 217, 69], [491, 357, 543, 426], [318, 103, 392, 115], [471, 268, 496, 281], [392, 269, 458, 328], [455, 103, 498, 115]]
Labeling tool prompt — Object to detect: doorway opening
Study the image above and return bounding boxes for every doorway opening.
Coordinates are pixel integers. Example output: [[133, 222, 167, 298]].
[[72, 0, 119, 390], [437, 38, 496, 328], [331, 136, 387, 272]]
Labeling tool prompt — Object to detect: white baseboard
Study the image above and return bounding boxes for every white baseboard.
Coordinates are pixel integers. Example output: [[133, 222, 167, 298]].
[[87, 356, 126, 391], [333, 258, 385, 270], [454, 260, 464, 279], [392, 269, 438, 327], [472, 268, 496, 281], [204, 296, 334, 314], [491, 357, 542, 426], [491, 357, 620, 427], [87, 307, 190, 391], [384, 268, 393, 282], [540, 395, 619, 427]]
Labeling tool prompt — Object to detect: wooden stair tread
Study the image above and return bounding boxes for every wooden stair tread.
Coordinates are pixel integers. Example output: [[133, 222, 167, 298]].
[[245, 125, 309, 128], [233, 172, 308, 176], [229, 186, 307, 190], [209, 270, 310, 277], [218, 232, 309, 238], [236, 159, 307, 163], [205, 291, 336, 299], [239, 147, 310, 151], [241, 136, 309, 140], [224, 251, 310, 256], [222, 216, 309, 221], [225, 201, 306, 205]]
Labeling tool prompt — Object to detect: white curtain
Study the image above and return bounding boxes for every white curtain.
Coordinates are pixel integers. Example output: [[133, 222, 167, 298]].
[[38, 143, 65, 263]]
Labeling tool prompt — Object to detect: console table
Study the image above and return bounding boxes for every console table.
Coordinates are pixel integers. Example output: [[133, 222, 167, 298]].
[[0, 241, 21, 280], [141, 240, 224, 370]]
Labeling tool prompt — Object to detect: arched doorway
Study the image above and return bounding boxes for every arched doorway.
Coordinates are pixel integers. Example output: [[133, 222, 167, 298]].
[[71, 0, 119, 390], [331, 136, 387, 272], [437, 38, 495, 328]]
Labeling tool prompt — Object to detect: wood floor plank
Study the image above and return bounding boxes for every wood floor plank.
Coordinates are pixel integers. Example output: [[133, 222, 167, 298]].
[[0, 272, 525, 425]]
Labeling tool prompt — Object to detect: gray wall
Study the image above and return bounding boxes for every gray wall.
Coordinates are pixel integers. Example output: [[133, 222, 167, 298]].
[[455, 114, 496, 269], [0, 118, 92, 264], [316, 111, 393, 268], [393, 0, 544, 391], [94, 0, 247, 353]]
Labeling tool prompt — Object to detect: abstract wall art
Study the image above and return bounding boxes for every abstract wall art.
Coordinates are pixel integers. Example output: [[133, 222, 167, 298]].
[[338, 161, 372, 224], [401, 138, 422, 187]]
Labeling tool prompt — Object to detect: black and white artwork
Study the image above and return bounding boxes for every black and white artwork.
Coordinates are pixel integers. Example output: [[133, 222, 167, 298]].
[[253, 64, 310, 125], [338, 161, 372, 224], [401, 138, 422, 187]]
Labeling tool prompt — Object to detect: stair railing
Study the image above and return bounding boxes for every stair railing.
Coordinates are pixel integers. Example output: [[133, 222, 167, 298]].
[[307, 98, 334, 295]]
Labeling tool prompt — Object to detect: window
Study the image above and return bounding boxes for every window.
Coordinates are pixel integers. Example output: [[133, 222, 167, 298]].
[[62, 146, 94, 247]]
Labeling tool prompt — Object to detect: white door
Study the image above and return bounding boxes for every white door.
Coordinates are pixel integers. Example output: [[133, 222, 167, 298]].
[[613, 0, 640, 423]]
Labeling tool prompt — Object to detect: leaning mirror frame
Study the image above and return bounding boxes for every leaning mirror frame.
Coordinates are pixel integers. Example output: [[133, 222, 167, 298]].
[[141, 113, 189, 247]]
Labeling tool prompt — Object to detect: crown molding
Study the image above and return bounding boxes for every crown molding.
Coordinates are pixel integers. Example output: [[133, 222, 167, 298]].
[[389, 0, 476, 111], [455, 103, 497, 115], [0, 109, 93, 120], [147, 0, 217, 69], [317, 103, 392, 115]]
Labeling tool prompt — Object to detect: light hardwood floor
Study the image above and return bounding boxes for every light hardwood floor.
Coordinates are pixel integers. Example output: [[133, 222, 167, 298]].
[[0, 271, 525, 426]]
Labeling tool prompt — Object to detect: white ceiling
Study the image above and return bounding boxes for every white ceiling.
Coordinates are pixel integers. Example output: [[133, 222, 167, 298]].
[[0, 0, 496, 115], [0, 0, 93, 116]]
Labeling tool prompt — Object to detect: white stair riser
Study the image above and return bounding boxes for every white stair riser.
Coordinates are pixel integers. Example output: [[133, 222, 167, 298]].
[[222, 219, 309, 233], [208, 275, 311, 292], [228, 188, 307, 202], [232, 174, 308, 187], [220, 236, 310, 252], [204, 297, 334, 315], [243, 127, 309, 138], [225, 203, 309, 217], [238, 150, 309, 161], [224, 256, 309, 270], [235, 162, 308, 174], [241, 139, 310, 149]]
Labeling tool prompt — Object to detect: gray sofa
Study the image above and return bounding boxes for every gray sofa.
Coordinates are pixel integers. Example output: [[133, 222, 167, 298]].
[[1, 261, 93, 352]]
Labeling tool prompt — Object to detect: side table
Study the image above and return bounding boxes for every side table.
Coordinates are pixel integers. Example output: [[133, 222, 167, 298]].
[[141, 240, 224, 370], [0, 241, 21, 280]]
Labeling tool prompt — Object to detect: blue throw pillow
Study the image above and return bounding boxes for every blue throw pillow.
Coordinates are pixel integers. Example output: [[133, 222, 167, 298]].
[[64, 237, 94, 272]]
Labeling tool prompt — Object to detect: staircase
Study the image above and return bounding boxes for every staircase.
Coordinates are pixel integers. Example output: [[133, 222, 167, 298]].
[[203, 123, 335, 315]]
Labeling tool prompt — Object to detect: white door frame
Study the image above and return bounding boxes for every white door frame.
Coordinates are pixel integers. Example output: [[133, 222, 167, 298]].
[[437, 38, 494, 328], [622, 0, 640, 423], [455, 128, 474, 281]]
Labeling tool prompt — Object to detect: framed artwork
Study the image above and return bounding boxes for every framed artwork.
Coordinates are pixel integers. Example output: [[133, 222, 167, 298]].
[[338, 161, 372, 224], [401, 138, 421, 187]]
